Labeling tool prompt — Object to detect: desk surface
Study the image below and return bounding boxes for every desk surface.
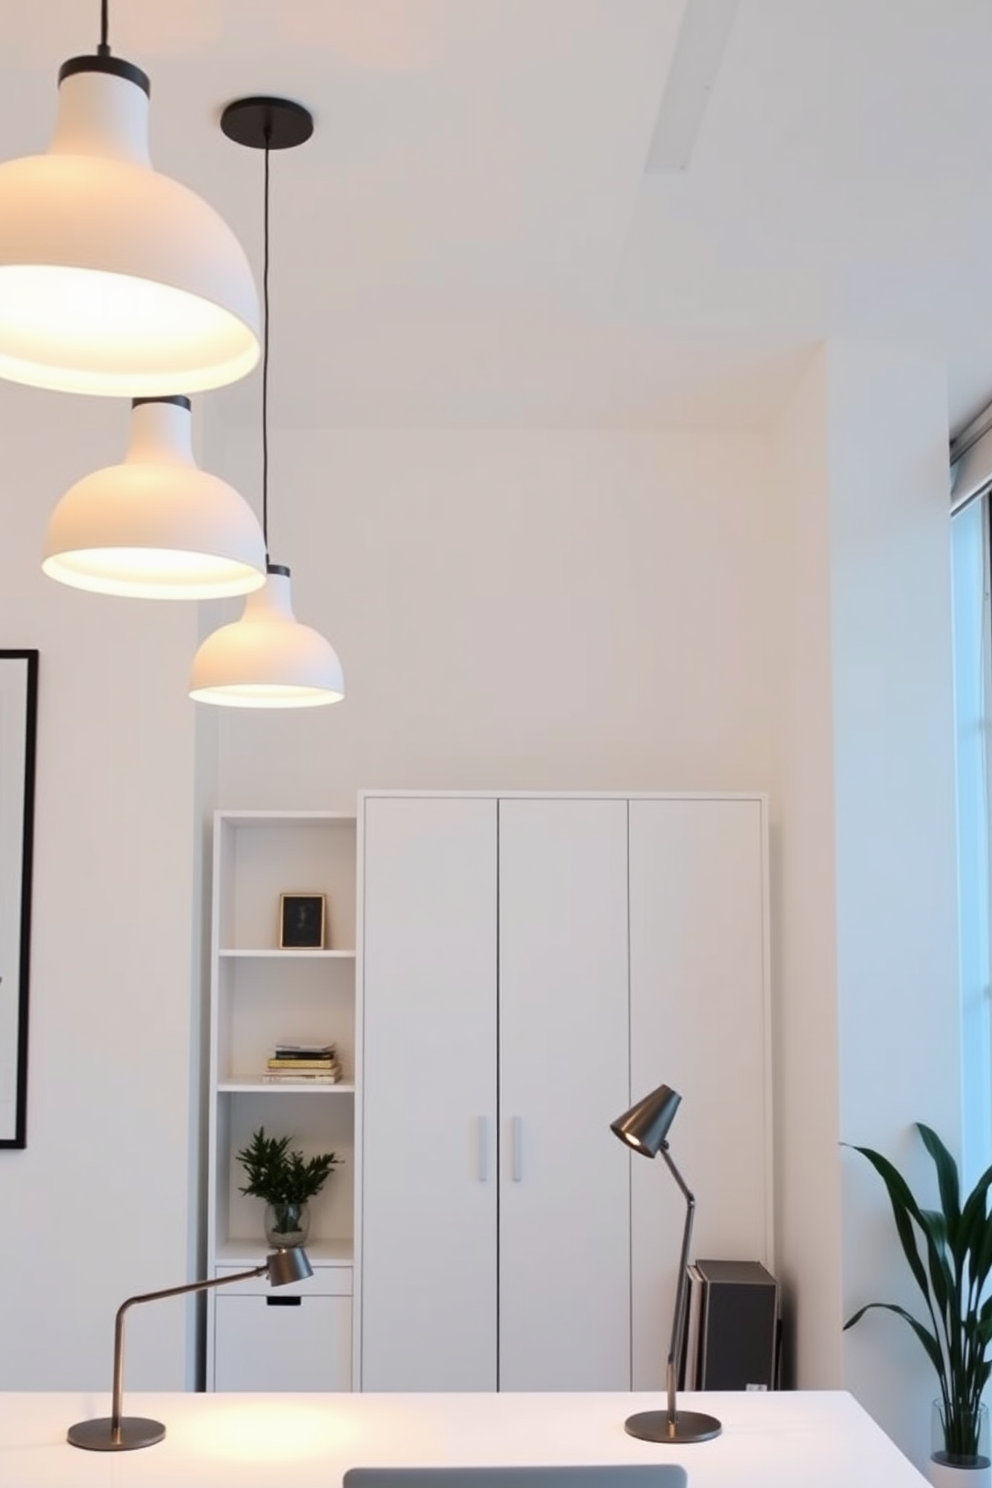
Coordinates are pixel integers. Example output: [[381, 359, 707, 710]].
[[0, 1390, 926, 1488]]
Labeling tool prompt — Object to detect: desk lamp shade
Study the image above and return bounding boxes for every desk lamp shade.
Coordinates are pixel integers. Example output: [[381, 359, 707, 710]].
[[67, 1246, 313, 1451], [265, 1245, 313, 1287], [611, 1082, 722, 1446], [0, 50, 260, 396], [611, 1083, 681, 1157], [42, 397, 267, 598]]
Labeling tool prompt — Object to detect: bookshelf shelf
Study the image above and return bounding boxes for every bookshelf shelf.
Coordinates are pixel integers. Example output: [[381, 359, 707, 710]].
[[217, 1238, 353, 1268], [219, 1080, 356, 1095], [218, 948, 356, 960]]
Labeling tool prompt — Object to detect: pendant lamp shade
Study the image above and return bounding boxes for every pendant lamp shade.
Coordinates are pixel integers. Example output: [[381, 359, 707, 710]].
[[42, 397, 267, 599], [189, 566, 345, 708], [0, 57, 260, 396]]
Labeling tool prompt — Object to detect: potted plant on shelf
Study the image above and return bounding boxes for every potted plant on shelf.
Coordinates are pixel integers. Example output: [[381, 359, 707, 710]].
[[236, 1126, 340, 1248], [844, 1123, 992, 1487]]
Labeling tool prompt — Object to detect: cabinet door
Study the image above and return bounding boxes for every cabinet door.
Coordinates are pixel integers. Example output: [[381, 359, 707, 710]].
[[628, 797, 770, 1390], [360, 796, 498, 1390], [497, 798, 631, 1390], [214, 1295, 352, 1390]]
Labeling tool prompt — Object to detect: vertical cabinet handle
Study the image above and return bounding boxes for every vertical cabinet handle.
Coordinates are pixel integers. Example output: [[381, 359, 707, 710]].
[[511, 1116, 523, 1182], [477, 1116, 489, 1182]]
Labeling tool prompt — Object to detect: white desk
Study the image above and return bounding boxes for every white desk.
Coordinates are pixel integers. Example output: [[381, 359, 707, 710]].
[[0, 1391, 927, 1488]]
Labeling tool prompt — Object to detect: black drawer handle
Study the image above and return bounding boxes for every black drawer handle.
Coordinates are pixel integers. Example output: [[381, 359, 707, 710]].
[[266, 1295, 302, 1307]]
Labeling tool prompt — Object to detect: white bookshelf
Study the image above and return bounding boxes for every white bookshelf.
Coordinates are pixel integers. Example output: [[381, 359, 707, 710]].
[[205, 811, 358, 1392]]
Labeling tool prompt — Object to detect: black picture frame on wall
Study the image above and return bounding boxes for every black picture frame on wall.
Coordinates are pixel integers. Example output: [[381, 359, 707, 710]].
[[0, 652, 38, 1149]]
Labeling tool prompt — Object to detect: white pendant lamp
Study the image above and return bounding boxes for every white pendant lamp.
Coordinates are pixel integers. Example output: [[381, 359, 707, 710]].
[[190, 97, 344, 711], [0, 2, 260, 396], [189, 564, 345, 707], [42, 396, 267, 599]]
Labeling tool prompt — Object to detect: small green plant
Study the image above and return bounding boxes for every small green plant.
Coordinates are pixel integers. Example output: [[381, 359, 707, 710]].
[[236, 1126, 340, 1206], [844, 1123, 992, 1465]]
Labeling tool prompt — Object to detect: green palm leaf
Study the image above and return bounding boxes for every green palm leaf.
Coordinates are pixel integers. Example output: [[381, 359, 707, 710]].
[[844, 1124, 992, 1465], [843, 1301, 943, 1376], [846, 1144, 935, 1306], [918, 1125, 961, 1232]]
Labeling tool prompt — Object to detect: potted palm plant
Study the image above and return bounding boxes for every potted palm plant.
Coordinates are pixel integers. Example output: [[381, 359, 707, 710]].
[[844, 1123, 992, 1487], [236, 1126, 340, 1247]]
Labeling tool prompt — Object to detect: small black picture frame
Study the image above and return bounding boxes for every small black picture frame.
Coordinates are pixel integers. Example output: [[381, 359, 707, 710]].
[[279, 892, 326, 950]]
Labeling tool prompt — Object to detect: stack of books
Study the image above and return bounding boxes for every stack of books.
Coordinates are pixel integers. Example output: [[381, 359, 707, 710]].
[[262, 1042, 342, 1084], [679, 1259, 779, 1391]]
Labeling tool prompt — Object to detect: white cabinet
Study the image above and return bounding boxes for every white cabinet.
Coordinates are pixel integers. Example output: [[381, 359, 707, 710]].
[[214, 1296, 353, 1391], [358, 792, 771, 1395], [496, 799, 631, 1390], [360, 797, 498, 1390], [206, 811, 358, 1392]]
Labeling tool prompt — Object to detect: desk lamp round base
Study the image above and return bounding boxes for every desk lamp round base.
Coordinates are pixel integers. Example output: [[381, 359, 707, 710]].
[[67, 1416, 166, 1451], [624, 1409, 722, 1444]]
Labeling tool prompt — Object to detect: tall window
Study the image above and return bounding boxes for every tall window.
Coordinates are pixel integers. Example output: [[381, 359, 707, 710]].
[[952, 492, 992, 1185]]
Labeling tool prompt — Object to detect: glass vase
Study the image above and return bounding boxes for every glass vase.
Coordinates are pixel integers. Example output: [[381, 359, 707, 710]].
[[929, 1400, 991, 1488], [263, 1199, 310, 1248]]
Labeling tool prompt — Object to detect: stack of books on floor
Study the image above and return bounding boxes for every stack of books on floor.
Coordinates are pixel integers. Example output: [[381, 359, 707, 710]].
[[262, 1042, 342, 1084]]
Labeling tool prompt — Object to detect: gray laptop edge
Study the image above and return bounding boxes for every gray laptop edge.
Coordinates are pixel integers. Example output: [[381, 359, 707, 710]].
[[343, 1467, 687, 1488]]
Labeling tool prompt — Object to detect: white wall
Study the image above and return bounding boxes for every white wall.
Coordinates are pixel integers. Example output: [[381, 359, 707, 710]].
[[829, 345, 960, 1466], [0, 387, 199, 1390], [767, 349, 844, 1389], [210, 428, 781, 807], [768, 344, 960, 1468]]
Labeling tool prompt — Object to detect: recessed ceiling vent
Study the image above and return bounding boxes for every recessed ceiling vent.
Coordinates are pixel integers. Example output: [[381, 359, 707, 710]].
[[645, 0, 739, 174]]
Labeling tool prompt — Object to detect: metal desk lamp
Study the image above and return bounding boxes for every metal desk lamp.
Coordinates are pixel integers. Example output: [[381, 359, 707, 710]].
[[67, 1244, 313, 1451], [611, 1083, 721, 1445]]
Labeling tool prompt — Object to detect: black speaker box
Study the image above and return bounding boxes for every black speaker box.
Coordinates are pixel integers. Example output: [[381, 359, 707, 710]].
[[692, 1259, 779, 1391]]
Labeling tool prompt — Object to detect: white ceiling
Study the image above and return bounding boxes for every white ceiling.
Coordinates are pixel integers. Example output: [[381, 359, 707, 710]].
[[2, 0, 991, 432]]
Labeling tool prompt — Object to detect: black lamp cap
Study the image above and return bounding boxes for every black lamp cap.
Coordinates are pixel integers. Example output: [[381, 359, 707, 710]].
[[131, 395, 191, 412], [611, 1083, 681, 1158], [220, 96, 314, 151], [58, 54, 150, 96], [267, 562, 291, 578]]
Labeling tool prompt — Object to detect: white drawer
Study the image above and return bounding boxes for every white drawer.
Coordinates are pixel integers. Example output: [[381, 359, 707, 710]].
[[213, 1293, 353, 1391], [215, 1263, 352, 1298]]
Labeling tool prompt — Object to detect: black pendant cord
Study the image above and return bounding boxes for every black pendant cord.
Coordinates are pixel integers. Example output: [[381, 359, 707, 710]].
[[219, 94, 314, 569], [261, 131, 271, 559], [98, 0, 110, 55]]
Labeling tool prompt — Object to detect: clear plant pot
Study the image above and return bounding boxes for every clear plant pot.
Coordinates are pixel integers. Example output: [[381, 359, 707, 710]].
[[930, 1400, 991, 1488], [264, 1199, 310, 1249]]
